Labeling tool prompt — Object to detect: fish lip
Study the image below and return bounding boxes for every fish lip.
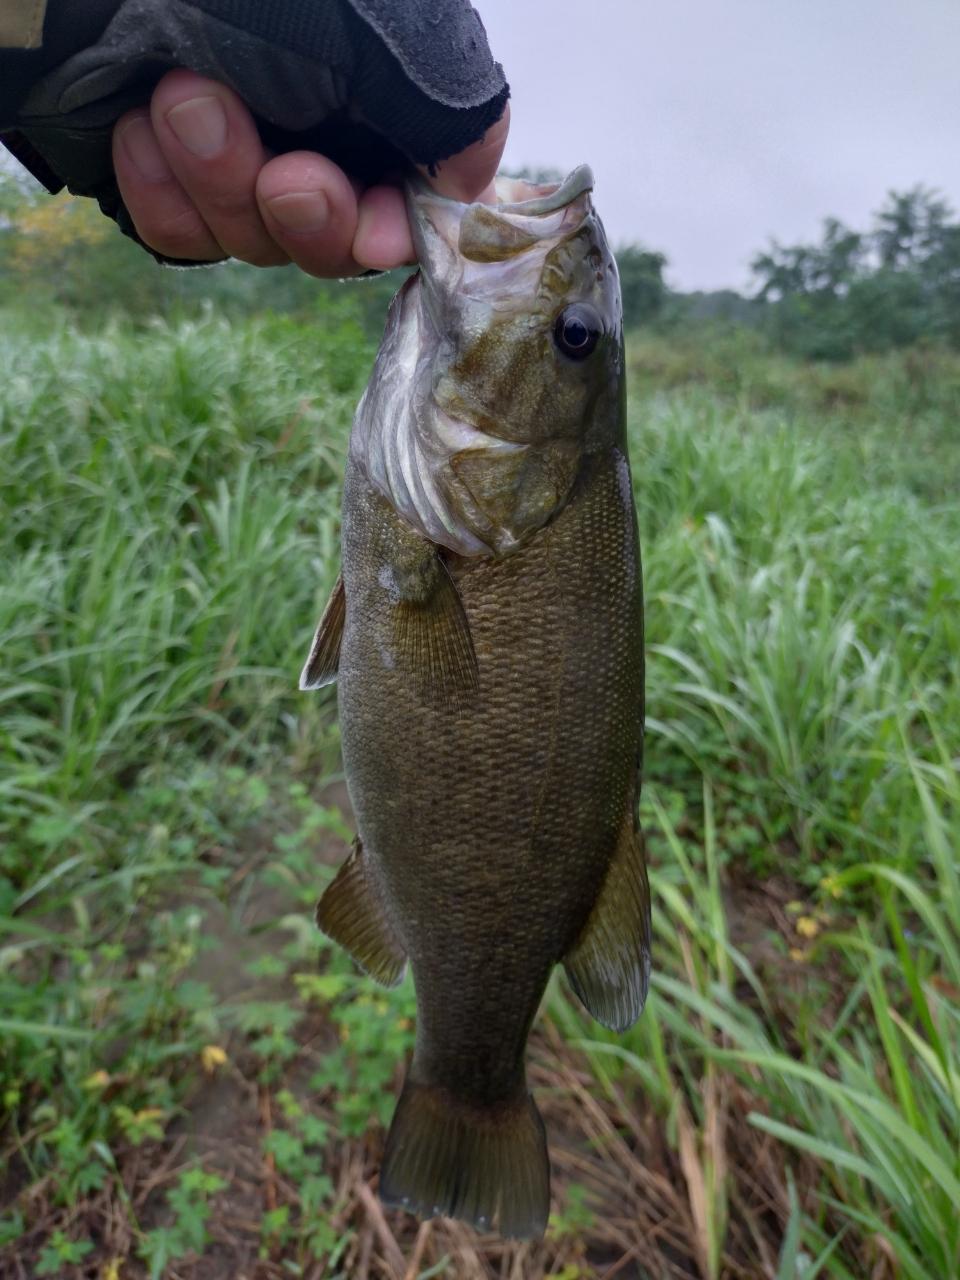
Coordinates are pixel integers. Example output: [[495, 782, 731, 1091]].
[[495, 164, 595, 215], [405, 164, 594, 217]]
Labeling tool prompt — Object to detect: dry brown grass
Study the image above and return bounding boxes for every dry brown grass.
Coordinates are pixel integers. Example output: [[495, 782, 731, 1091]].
[[1, 999, 809, 1280]]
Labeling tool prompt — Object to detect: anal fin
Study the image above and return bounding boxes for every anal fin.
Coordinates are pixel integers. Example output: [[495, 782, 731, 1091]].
[[300, 573, 345, 691], [563, 816, 651, 1033], [316, 837, 407, 988]]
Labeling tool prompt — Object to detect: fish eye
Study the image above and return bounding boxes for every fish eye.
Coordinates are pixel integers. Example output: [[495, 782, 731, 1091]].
[[554, 304, 602, 361]]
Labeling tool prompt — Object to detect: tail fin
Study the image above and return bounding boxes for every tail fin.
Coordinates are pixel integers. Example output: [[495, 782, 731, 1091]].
[[379, 1079, 549, 1239]]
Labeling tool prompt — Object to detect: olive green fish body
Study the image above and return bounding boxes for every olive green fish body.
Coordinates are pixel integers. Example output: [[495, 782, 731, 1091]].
[[339, 443, 643, 1089], [301, 167, 649, 1238]]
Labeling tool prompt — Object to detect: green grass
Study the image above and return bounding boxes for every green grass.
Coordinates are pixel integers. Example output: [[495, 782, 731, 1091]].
[[0, 307, 366, 866], [637, 360, 960, 883], [1, 310, 959, 1276], [0, 308, 366, 1258]]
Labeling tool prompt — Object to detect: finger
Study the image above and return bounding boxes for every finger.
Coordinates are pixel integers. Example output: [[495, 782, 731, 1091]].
[[113, 109, 226, 262], [418, 102, 511, 205], [257, 152, 362, 278], [353, 186, 415, 272], [149, 69, 289, 267]]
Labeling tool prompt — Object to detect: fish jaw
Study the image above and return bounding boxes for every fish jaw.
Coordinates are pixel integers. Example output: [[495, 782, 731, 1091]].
[[349, 273, 524, 556], [407, 164, 597, 318], [349, 166, 624, 557]]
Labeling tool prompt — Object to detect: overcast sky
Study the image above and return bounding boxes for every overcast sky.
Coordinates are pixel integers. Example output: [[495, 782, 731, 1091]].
[[480, 0, 960, 291]]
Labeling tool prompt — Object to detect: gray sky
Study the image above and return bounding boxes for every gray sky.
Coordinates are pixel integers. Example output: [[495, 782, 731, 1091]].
[[480, 0, 960, 291]]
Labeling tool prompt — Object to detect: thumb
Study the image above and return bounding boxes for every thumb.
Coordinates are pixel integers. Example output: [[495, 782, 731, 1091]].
[[415, 103, 510, 206]]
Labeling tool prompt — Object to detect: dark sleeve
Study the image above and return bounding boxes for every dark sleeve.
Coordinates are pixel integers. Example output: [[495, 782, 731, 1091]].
[[0, 0, 508, 262]]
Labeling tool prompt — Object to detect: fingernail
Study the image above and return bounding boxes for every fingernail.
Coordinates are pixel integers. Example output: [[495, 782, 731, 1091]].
[[120, 115, 173, 182], [265, 190, 331, 234], [166, 95, 228, 158]]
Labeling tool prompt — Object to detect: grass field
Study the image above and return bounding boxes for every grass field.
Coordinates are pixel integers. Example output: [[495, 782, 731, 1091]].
[[1, 303, 959, 1279]]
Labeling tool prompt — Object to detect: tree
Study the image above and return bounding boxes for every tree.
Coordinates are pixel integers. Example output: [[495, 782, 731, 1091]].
[[752, 219, 864, 303], [873, 186, 953, 271], [750, 189, 960, 359], [616, 244, 667, 328]]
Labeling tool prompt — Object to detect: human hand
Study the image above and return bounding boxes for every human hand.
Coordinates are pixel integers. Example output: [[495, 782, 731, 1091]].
[[112, 69, 510, 276]]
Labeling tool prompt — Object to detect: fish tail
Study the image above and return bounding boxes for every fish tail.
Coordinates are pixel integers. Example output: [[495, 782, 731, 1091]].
[[379, 1079, 549, 1239]]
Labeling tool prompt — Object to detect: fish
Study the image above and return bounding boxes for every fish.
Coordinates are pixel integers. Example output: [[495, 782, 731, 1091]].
[[300, 164, 649, 1240]]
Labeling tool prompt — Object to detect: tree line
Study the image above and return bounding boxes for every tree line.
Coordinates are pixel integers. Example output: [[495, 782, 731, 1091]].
[[750, 188, 960, 359], [2, 167, 958, 360], [618, 187, 960, 360]]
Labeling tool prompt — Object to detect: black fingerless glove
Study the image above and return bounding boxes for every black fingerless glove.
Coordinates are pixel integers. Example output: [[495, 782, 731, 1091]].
[[0, 0, 508, 263]]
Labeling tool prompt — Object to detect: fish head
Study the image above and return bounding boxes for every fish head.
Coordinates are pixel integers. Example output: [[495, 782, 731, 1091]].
[[352, 166, 625, 557], [409, 164, 623, 451]]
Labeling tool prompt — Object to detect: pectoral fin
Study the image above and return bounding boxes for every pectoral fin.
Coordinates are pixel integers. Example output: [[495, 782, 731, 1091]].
[[388, 548, 479, 711], [316, 837, 407, 988], [300, 574, 345, 691], [563, 817, 651, 1032]]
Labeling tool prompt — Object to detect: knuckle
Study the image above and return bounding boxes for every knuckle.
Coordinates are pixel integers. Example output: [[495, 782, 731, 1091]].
[[137, 207, 221, 260], [288, 250, 356, 280], [234, 243, 290, 268], [201, 187, 258, 223]]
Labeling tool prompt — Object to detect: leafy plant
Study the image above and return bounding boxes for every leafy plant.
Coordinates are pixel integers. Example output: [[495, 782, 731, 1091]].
[[303, 955, 418, 1136], [741, 744, 960, 1279], [36, 1229, 94, 1275], [138, 1166, 227, 1279]]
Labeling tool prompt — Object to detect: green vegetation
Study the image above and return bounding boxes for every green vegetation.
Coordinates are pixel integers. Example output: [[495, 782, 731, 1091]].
[[0, 170, 409, 339], [1, 173, 960, 1273], [752, 187, 960, 359], [2, 305, 957, 1276], [616, 244, 668, 328], [627, 186, 960, 361]]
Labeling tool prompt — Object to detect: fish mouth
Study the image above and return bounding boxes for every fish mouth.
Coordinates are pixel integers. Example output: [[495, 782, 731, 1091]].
[[407, 164, 594, 216], [490, 164, 594, 214], [406, 165, 595, 284]]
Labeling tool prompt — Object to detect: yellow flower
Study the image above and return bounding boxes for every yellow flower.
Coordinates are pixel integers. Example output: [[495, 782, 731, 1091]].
[[820, 874, 844, 899], [789, 948, 808, 963], [201, 1045, 228, 1074], [82, 1070, 111, 1090], [796, 917, 820, 939]]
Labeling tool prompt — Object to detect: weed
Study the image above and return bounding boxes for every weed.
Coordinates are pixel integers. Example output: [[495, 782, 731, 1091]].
[[36, 1228, 93, 1274], [138, 1166, 227, 1279]]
